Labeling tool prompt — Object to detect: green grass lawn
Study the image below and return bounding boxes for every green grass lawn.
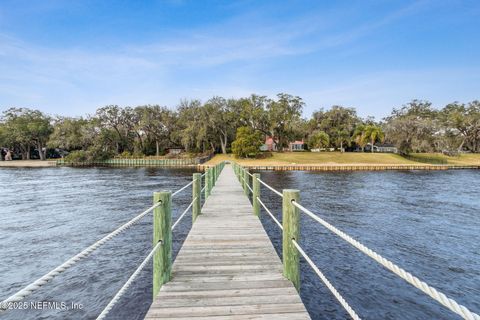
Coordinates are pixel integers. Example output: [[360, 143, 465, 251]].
[[206, 152, 417, 165], [205, 152, 480, 166], [412, 153, 480, 165]]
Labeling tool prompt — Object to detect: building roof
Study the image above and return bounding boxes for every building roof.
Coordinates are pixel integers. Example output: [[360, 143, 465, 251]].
[[265, 137, 277, 144], [290, 140, 304, 145]]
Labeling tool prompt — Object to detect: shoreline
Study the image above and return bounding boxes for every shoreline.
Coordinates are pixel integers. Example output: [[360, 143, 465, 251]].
[[201, 163, 480, 171], [0, 160, 58, 167], [1, 160, 479, 170]]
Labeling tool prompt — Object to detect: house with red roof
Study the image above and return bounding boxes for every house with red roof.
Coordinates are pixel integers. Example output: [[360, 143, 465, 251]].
[[260, 136, 305, 152], [260, 136, 278, 151], [288, 139, 305, 151]]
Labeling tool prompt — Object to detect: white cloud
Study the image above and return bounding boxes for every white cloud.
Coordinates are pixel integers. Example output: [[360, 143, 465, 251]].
[[0, 0, 472, 118]]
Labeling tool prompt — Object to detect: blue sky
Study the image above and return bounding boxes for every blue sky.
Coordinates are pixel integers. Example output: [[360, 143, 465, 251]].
[[0, 0, 479, 119]]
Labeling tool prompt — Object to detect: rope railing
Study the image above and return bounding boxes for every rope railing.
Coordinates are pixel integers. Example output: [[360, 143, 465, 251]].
[[96, 161, 226, 319], [239, 165, 360, 319], [291, 200, 480, 320], [258, 178, 283, 198], [172, 197, 196, 230], [96, 241, 163, 320], [232, 161, 479, 320], [256, 197, 283, 231], [0, 160, 227, 318], [0, 163, 224, 314], [172, 180, 194, 197], [245, 170, 254, 177], [292, 239, 361, 320], [0, 201, 162, 310], [97, 161, 225, 317], [232, 162, 282, 197]]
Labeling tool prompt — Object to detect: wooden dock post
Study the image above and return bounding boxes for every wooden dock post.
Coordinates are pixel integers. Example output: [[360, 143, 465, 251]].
[[192, 173, 201, 222], [243, 169, 249, 195], [212, 166, 216, 187], [253, 173, 260, 217], [153, 191, 172, 299], [282, 189, 300, 291], [209, 167, 214, 192], [205, 169, 211, 199]]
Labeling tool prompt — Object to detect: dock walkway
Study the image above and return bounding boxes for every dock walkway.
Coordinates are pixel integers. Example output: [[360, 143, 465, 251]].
[[144, 164, 310, 319]]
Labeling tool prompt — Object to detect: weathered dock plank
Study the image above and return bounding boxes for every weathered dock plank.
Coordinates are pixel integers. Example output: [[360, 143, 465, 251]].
[[144, 164, 310, 319]]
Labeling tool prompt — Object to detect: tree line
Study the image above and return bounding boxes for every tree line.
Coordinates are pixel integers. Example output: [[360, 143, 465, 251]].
[[0, 93, 479, 160]]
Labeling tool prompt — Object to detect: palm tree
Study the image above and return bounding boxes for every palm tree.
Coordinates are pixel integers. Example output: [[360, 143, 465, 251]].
[[362, 125, 385, 153], [353, 124, 367, 151], [335, 129, 350, 152], [308, 130, 329, 151]]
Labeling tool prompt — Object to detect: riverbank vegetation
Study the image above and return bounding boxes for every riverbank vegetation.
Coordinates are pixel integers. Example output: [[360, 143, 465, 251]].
[[0, 94, 479, 161]]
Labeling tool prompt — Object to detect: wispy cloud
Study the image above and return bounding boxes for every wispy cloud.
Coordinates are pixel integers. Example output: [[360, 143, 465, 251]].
[[301, 67, 480, 119], [0, 0, 476, 117]]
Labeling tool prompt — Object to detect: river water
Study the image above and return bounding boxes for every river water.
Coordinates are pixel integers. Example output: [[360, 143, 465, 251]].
[[0, 167, 478, 319]]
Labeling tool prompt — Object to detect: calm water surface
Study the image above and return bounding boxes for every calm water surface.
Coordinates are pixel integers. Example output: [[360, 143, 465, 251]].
[[256, 169, 480, 320], [0, 167, 196, 320], [0, 167, 479, 320]]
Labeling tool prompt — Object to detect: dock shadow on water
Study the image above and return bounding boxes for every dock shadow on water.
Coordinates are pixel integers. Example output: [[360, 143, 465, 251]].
[[0, 167, 197, 320], [255, 169, 480, 320], [1, 167, 479, 319]]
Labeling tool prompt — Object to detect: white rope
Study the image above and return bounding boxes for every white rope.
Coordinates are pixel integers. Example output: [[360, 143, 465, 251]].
[[291, 200, 480, 320], [244, 169, 254, 177], [292, 239, 361, 320], [256, 197, 283, 230], [96, 241, 163, 320], [201, 186, 206, 193], [258, 178, 283, 198], [0, 202, 161, 310], [172, 181, 193, 197], [172, 198, 196, 230], [246, 183, 253, 194]]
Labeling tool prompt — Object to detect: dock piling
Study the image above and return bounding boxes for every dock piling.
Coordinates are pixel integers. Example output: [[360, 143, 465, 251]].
[[282, 189, 300, 291], [192, 173, 201, 222], [153, 191, 172, 299], [253, 173, 260, 216], [243, 169, 249, 195], [205, 168, 211, 198]]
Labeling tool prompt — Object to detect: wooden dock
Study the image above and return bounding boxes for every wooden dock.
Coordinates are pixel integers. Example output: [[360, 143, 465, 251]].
[[144, 164, 310, 319]]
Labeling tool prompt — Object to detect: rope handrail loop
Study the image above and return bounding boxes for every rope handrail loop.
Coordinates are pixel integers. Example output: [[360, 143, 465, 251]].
[[0, 202, 161, 310], [172, 197, 196, 230], [172, 181, 194, 197], [256, 197, 283, 231], [257, 178, 283, 198], [290, 200, 480, 320], [292, 239, 361, 320], [96, 241, 163, 320]]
